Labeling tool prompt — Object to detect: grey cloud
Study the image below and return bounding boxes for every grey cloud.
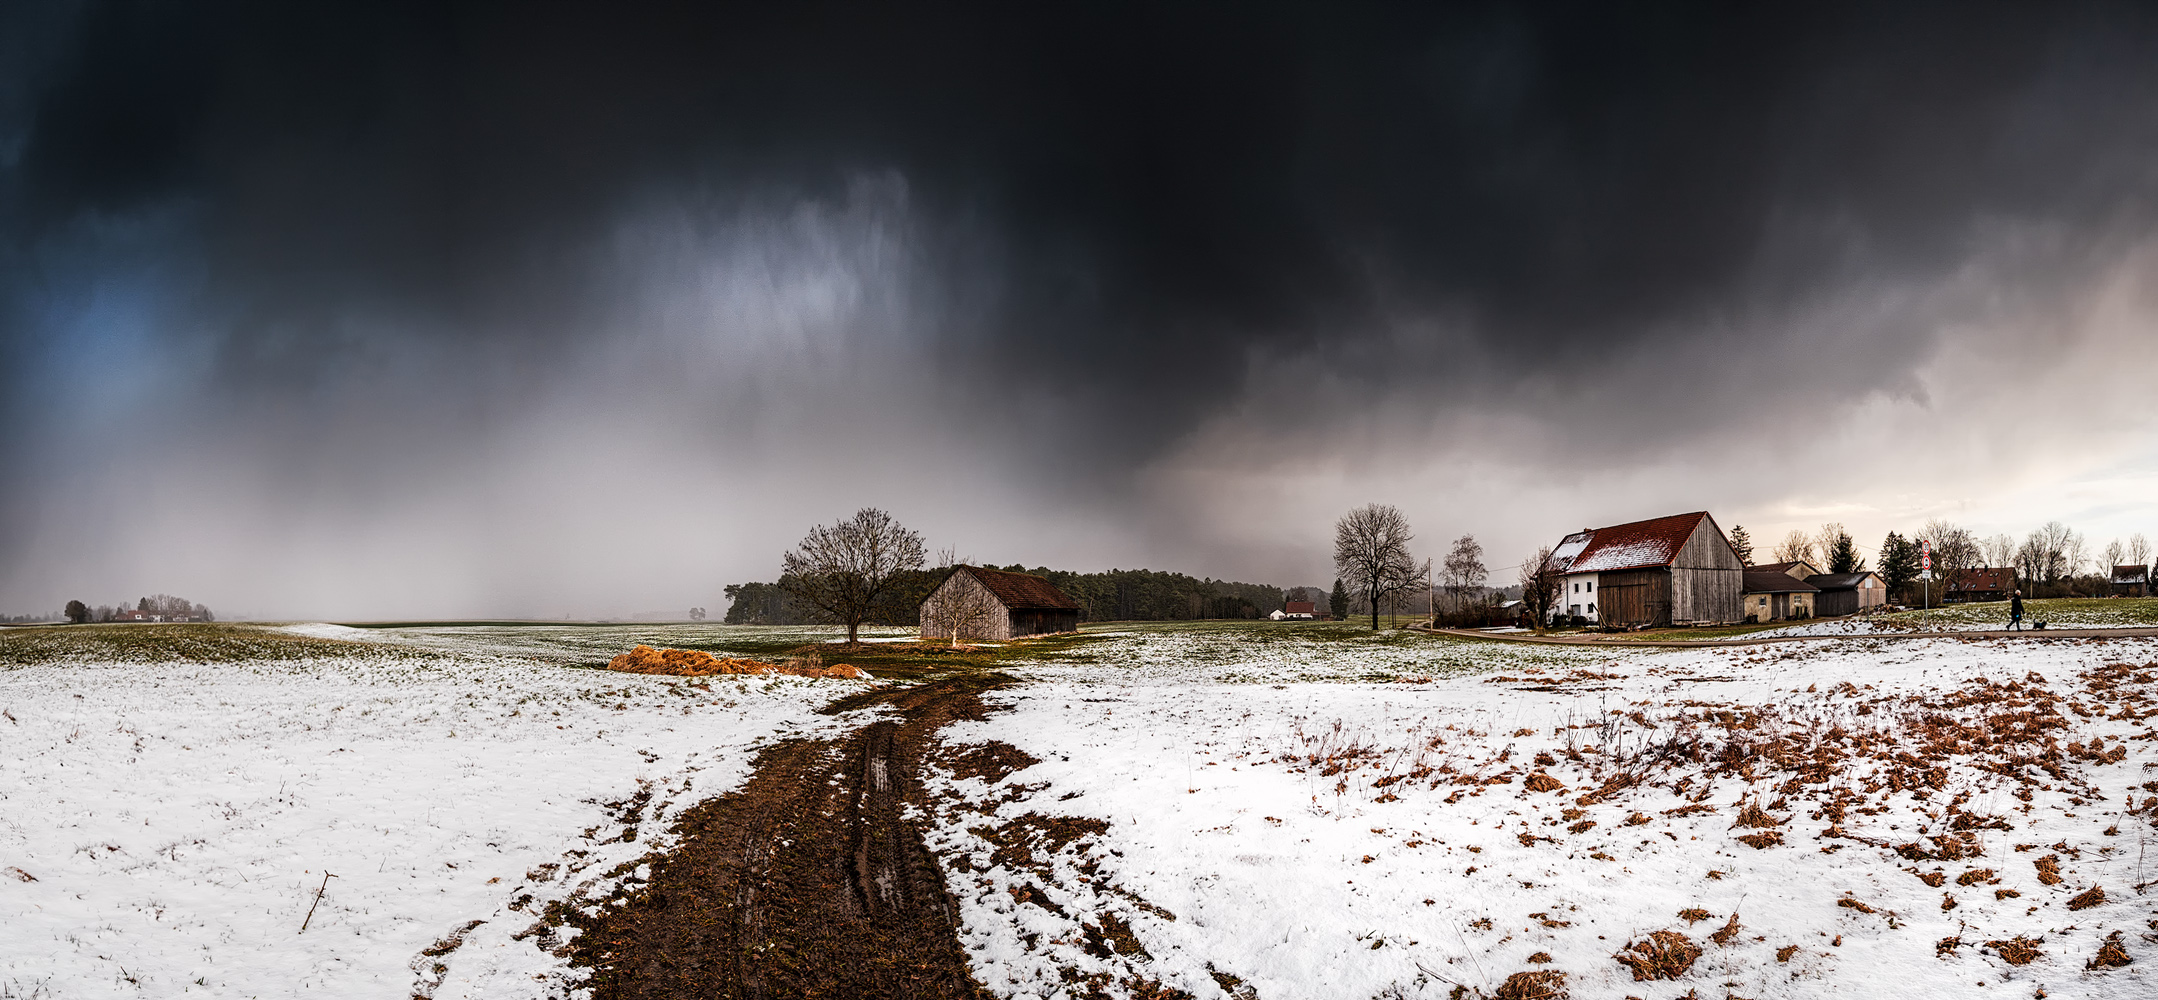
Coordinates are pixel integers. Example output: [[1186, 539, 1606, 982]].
[[7, 2, 2158, 615]]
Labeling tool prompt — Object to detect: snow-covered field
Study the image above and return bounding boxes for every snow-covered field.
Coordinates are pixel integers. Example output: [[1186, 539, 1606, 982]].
[[1760, 597, 2158, 637], [927, 634, 2158, 999], [7, 620, 2156, 999], [0, 624, 861, 999]]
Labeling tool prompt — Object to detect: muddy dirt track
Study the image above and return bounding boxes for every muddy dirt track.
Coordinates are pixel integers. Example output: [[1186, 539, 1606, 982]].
[[567, 674, 1013, 1000]]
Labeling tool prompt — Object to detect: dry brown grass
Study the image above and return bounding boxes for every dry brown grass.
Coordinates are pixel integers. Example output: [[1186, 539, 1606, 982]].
[[1956, 868, 1994, 886], [1986, 935, 2044, 966], [1492, 969, 1568, 1000], [2066, 885, 2106, 910], [2088, 931, 2132, 969], [1614, 930, 1700, 981], [1709, 912, 1742, 946], [2034, 855, 2063, 885], [1523, 772, 1565, 793], [605, 644, 866, 679]]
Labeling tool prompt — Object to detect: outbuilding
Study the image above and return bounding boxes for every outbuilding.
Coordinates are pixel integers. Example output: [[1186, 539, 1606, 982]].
[[1804, 571, 1887, 617], [2111, 565, 2150, 597], [1743, 570, 1818, 621], [919, 565, 1081, 641]]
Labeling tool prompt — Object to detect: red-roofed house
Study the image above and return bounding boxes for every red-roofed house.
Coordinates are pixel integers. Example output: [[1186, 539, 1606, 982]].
[[1542, 511, 1745, 626]]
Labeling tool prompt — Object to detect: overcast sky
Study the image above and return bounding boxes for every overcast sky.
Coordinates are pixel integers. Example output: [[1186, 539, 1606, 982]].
[[7, 3, 2158, 619]]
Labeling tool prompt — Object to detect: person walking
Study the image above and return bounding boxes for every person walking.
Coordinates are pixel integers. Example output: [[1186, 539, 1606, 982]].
[[2009, 589, 2025, 631]]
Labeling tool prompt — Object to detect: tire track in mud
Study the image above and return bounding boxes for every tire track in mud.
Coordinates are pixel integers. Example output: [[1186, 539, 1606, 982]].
[[567, 674, 1010, 1000]]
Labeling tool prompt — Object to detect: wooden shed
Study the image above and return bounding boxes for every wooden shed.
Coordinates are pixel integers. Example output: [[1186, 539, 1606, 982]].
[[1551, 511, 1745, 626], [919, 565, 1081, 642], [1804, 571, 1887, 617]]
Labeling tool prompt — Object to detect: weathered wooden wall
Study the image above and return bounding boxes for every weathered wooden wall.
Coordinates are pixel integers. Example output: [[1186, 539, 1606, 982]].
[[919, 570, 1013, 641], [1597, 569, 1671, 626], [1669, 517, 1745, 623]]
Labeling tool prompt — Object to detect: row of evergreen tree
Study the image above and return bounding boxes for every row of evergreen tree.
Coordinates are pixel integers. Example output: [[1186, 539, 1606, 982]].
[[724, 566, 1294, 626]]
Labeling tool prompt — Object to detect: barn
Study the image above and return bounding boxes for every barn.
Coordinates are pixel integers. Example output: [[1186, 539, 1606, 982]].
[[919, 565, 1082, 641], [1544, 511, 1744, 627]]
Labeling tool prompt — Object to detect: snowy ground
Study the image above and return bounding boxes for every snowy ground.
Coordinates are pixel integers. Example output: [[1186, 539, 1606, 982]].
[[0, 624, 863, 999], [8, 620, 2155, 999], [1759, 597, 2158, 637], [925, 633, 2158, 999]]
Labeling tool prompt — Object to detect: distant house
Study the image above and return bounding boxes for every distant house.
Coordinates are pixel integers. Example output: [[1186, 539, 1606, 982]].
[[1804, 572, 1887, 617], [919, 565, 1081, 641], [1269, 600, 1318, 621], [1944, 567, 2016, 603], [1541, 511, 1745, 626], [1743, 570, 1817, 621], [2112, 565, 2150, 597]]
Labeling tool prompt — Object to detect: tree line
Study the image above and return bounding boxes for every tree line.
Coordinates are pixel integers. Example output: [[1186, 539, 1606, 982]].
[[59, 594, 216, 624], [724, 508, 1294, 632], [725, 565, 1290, 627], [1730, 519, 2149, 604]]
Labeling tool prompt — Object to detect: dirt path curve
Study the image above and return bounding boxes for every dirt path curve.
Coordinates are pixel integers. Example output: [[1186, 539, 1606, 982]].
[[1420, 624, 2158, 647], [568, 674, 1010, 1000]]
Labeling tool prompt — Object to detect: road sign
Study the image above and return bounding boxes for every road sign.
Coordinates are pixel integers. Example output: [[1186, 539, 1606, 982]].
[[1921, 539, 1932, 571]]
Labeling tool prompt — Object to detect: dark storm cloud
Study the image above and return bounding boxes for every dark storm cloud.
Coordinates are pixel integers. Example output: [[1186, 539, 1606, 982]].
[[6, 2, 2158, 614]]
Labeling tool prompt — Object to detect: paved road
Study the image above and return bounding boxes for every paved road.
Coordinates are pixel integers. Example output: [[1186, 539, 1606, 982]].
[[1420, 625, 2158, 648]]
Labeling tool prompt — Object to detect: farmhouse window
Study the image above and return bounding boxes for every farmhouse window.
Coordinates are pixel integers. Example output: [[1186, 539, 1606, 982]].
[[1588, 603, 1596, 614]]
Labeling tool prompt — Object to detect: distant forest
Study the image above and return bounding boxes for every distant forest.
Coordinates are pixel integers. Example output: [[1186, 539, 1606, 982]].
[[725, 566, 1287, 626]]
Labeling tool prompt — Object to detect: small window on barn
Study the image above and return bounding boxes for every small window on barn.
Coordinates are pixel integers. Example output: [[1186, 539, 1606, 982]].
[[1588, 603, 1596, 614], [1587, 581, 1594, 592]]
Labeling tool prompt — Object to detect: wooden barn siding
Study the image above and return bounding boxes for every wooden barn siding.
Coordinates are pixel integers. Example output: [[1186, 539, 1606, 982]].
[[1598, 569, 1672, 626], [1814, 588, 1860, 617], [919, 571, 1014, 642], [1670, 519, 1745, 623]]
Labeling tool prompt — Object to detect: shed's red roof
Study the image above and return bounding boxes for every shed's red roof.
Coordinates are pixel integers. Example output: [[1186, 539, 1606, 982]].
[[955, 566, 1081, 610]]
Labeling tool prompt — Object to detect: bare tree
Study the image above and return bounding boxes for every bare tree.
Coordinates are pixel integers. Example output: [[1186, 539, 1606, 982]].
[[778, 508, 927, 644], [920, 571, 1004, 647], [1441, 534, 1488, 615], [2062, 531, 2089, 585], [2131, 533, 2152, 569], [1982, 533, 2017, 570], [1773, 529, 1816, 565], [1335, 503, 1415, 630], [2031, 520, 2077, 583], [1921, 519, 1978, 596], [2015, 535, 2046, 587], [2102, 539, 2126, 576], [1518, 546, 1561, 632]]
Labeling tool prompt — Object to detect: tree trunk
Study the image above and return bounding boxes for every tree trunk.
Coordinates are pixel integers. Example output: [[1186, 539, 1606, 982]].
[[847, 619, 860, 645]]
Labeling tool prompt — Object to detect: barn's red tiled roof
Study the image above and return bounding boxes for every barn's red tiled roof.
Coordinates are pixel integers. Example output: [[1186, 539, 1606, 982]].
[[1566, 512, 1715, 574], [1948, 567, 2015, 593], [1285, 601, 1316, 614], [956, 566, 1081, 610], [2112, 565, 2149, 584]]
